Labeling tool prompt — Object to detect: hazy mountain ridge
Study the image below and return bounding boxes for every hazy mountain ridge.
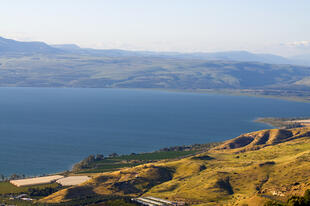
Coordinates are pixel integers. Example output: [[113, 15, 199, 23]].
[[50, 43, 296, 65], [0, 36, 62, 55], [0, 36, 303, 64], [1, 36, 310, 100]]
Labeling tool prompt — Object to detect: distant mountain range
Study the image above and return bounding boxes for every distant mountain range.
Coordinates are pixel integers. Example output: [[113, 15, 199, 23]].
[[0, 36, 310, 100], [50, 44, 310, 66], [0, 36, 308, 65], [52, 43, 293, 64]]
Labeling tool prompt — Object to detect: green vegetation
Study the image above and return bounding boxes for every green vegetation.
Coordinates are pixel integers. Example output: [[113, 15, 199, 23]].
[[255, 117, 309, 128], [0, 180, 137, 205], [265, 189, 310, 206], [73, 150, 197, 173], [1, 52, 310, 101], [0, 182, 64, 206], [73, 143, 220, 173], [98, 199, 139, 206], [0, 194, 139, 206], [27, 186, 63, 198], [77, 163, 141, 174], [41, 127, 310, 206], [72, 142, 219, 174], [0, 197, 36, 206], [3, 128, 310, 205], [47, 195, 139, 206], [115, 150, 197, 161], [158, 142, 220, 152], [0, 181, 59, 195]]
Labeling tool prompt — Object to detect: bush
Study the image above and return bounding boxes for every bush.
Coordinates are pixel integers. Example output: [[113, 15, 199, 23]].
[[304, 189, 310, 205], [287, 196, 306, 206], [264, 201, 283, 206], [264, 189, 310, 206], [28, 186, 61, 197]]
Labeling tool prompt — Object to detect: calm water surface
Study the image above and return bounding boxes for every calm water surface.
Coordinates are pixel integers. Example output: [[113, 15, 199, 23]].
[[1, 88, 310, 176]]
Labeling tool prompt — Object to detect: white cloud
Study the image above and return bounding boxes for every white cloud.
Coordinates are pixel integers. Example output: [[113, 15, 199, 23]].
[[285, 40, 310, 47]]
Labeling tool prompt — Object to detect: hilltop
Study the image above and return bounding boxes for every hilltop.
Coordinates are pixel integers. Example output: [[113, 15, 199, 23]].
[[40, 127, 310, 205], [0, 37, 293, 64], [0, 36, 61, 55]]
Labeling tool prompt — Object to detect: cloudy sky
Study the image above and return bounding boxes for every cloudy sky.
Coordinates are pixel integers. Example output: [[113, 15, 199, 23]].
[[1, 0, 309, 57]]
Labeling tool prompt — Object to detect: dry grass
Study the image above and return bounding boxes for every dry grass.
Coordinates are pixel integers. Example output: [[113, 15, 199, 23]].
[[40, 127, 310, 205]]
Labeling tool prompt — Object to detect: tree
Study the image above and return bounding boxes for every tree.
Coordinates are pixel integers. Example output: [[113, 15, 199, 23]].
[[109, 153, 119, 158], [303, 189, 310, 205], [10, 174, 20, 180], [95, 154, 104, 161], [0, 174, 5, 181], [265, 189, 310, 206], [287, 196, 306, 206], [264, 201, 283, 206], [72, 154, 97, 171], [86, 154, 96, 163]]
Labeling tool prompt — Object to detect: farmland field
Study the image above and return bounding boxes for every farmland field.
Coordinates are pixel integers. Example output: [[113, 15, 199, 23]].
[[0, 181, 59, 195], [75, 150, 197, 174]]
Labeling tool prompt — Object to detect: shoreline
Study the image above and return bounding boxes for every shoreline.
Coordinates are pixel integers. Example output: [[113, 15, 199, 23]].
[[1, 117, 305, 178], [1, 88, 309, 179], [1, 142, 220, 181], [0, 86, 309, 103], [255, 117, 310, 128]]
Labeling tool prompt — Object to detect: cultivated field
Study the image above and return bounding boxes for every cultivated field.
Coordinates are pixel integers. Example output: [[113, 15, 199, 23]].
[[0, 181, 59, 195], [56, 176, 90, 186], [10, 175, 64, 187], [291, 119, 310, 126]]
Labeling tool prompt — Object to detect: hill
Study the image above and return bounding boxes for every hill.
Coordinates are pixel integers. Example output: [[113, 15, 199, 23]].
[[1, 37, 293, 64], [161, 50, 292, 65], [40, 127, 310, 205], [0, 36, 61, 55], [1, 36, 310, 100], [50, 46, 293, 65], [1, 53, 310, 100]]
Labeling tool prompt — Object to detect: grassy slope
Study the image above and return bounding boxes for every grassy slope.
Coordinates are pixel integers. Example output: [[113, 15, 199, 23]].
[[0, 182, 59, 195], [0, 182, 61, 206], [41, 127, 310, 205], [75, 150, 197, 174]]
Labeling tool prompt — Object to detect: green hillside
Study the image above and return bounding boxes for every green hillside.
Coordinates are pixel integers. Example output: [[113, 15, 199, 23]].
[[40, 127, 310, 205]]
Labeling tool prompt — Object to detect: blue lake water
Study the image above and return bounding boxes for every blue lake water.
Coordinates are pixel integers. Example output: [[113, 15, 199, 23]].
[[1, 87, 310, 176]]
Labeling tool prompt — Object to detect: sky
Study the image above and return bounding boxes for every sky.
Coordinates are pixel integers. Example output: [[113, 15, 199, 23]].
[[1, 0, 310, 57]]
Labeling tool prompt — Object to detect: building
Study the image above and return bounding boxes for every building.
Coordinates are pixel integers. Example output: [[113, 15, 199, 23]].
[[132, 196, 185, 206]]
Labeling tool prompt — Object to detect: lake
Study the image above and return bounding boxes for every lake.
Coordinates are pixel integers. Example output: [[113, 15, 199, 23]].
[[1, 88, 310, 176]]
